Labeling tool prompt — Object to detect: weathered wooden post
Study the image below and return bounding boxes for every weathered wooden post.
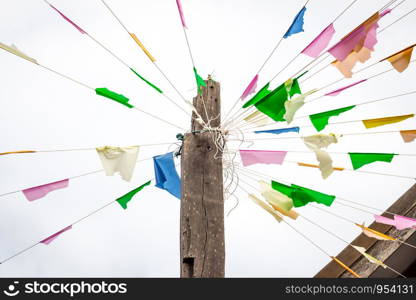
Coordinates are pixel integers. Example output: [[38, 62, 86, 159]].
[[180, 77, 225, 278]]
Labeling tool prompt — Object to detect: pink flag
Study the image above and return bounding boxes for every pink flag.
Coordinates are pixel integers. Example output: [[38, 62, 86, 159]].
[[40, 226, 72, 245], [324, 79, 367, 96], [241, 74, 259, 100], [374, 214, 416, 230], [22, 179, 69, 202], [239, 150, 287, 167], [302, 24, 336, 58], [176, 0, 187, 29], [48, 3, 87, 34]]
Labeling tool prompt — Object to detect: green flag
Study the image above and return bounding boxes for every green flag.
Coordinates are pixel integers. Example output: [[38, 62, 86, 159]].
[[242, 82, 272, 108], [309, 105, 355, 131], [291, 185, 335, 207], [271, 180, 335, 208], [285, 78, 301, 97], [193, 67, 206, 95], [130, 68, 163, 94], [348, 153, 397, 170], [116, 180, 152, 209], [95, 88, 133, 108]]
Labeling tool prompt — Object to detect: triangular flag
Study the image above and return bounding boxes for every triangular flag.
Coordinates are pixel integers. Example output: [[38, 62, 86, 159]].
[[362, 114, 414, 129], [176, 0, 188, 29], [348, 153, 396, 170], [380, 44, 415, 73], [244, 111, 270, 126], [400, 130, 416, 143], [0, 43, 38, 64], [241, 74, 259, 100], [153, 152, 181, 199], [331, 256, 361, 278], [0, 150, 36, 156], [309, 106, 355, 131], [129, 33, 156, 62], [130, 68, 163, 93], [355, 223, 396, 241], [259, 180, 294, 211], [239, 150, 287, 167], [374, 214, 416, 230], [297, 162, 344, 171], [116, 180, 151, 209], [95, 88, 133, 108], [96, 146, 139, 181], [254, 127, 300, 135], [324, 79, 367, 97], [242, 83, 272, 108], [193, 67, 206, 95], [351, 245, 387, 268], [22, 179, 69, 202], [47, 2, 87, 34], [249, 194, 282, 222], [283, 6, 307, 39], [40, 226, 72, 245], [301, 24, 336, 58], [284, 89, 317, 123]]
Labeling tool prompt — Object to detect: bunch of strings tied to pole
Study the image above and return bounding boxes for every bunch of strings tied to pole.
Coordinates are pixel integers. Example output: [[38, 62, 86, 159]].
[[0, 0, 416, 278]]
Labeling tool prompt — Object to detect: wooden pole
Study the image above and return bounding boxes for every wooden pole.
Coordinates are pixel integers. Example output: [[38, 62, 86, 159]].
[[180, 78, 225, 278]]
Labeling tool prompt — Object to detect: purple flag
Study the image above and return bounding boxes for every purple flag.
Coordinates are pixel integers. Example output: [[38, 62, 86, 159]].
[[22, 179, 69, 202], [302, 24, 335, 58], [176, 0, 187, 29], [239, 150, 287, 167], [241, 74, 259, 100], [324, 79, 367, 97], [40, 226, 72, 245], [48, 3, 87, 34]]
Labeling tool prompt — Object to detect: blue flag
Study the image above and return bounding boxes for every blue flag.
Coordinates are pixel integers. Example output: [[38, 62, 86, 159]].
[[153, 152, 181, 199], [254, 127, 300, 135], [283, 6, 307, 38]]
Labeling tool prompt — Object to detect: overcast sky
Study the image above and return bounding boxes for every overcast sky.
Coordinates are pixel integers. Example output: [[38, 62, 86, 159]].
[[0, 0, 415, 277]]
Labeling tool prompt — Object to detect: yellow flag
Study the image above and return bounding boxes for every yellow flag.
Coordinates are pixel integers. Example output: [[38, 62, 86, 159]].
[[331, 256, 361, 278], [0, 150, 36, 155], [355, 223, 396, 241], [362, 114, 414, 129], [129, 33, 156, 62], [0, 43, 38, 64], [249, 194, 283, 222], [351, 245, 387, 268], [381, 44, 415, 73], [244, 111, 269, 126], [297, 162, 345, 171]]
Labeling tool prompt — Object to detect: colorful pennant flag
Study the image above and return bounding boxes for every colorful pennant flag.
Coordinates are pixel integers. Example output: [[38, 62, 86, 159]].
[[96, 146, 139, 181], [283, 6, 307, 39], [242, 82, 272, 108], [244, 111, 270, 127], [130, 68, 163, 93], [153, 152, 181, 199], [284, 89, 317, 123], [193, 67, 206, 95], [362, 114, 414, 129], [348, 152, 396, 170], [176, 0, 188, 29], [95, 88, 133, 108], [309, 105, 355, 131], [0, 42, 38, 64], [374, 214, 416, 230], [331, 48, 371, 78], [331, 256, 361, 278], [241, 74, 259, 100], [400, 130, 416, 143], [271, 181, 335, 208], [301, 24, 336, 58], [116, 180, 151, 209], [302, 133, 339, 179], [249, 194, 282, 222], [297, 162, 345, 171], [380, 44, 415, 73], [324, 79, 367, 97], [259, 181, 293, 211], [0, 150, 36, 156], [239, 150, 287, 167], [40, 225, 72, 245], [129, 33, 156, 62], [22, 179, 69, 202], [254, 127, 300, 135], [47, 2, 87, 34], [355, 223, 396, 241], [351, 245, 387, 268]]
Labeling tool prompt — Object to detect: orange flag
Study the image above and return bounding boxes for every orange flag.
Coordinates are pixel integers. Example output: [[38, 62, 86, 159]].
[[331, 256, 361, 278], [400, 130, 416, 143], [355, 223, 396, 241], [380, 44, 415, 73], [0, 150, 36, 156], [362, 114, 414, 129], [297, 162, 345, 171]]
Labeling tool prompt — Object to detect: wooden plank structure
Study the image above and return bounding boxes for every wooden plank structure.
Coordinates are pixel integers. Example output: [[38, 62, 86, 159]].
[[315, 184, 416, 278], [180, 78, 225, 278]]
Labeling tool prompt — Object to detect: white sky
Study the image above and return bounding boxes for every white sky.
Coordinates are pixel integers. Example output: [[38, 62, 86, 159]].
[[0, 0, 415, 277]]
